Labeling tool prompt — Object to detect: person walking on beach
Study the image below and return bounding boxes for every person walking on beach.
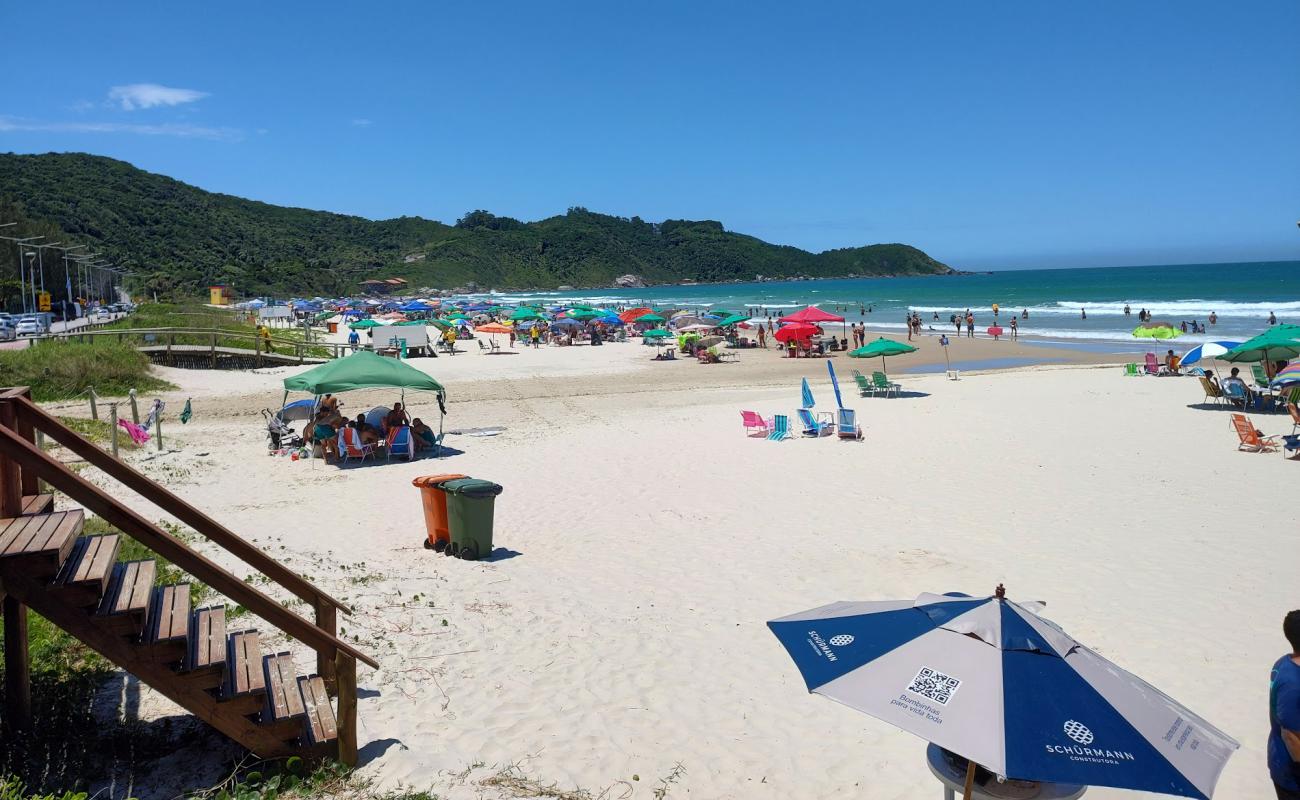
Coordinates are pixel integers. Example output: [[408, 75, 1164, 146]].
[[965, 313, 975, 338], [905, 315, 913, 341], [529, 324, 540, 348], [1269, 610, 1300, 799], [1010, 317, 1018, 340], [953, 314, 961, 334], [757, 324, 767, 348]]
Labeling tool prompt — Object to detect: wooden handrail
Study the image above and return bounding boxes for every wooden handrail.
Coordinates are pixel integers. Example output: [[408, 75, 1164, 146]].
[[0, 422, 378, 670], [37, 326, 340, 353], [14, 396, 351, 614]]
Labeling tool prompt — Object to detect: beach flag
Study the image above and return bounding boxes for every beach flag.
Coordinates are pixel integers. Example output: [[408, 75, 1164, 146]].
[[800, 377, 814, 409], [179, 399, 192, 425]]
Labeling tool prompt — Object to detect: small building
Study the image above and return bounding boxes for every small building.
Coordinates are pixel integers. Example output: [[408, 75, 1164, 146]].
[[358, 278, 409, 295], [209, 285, 234, 305]]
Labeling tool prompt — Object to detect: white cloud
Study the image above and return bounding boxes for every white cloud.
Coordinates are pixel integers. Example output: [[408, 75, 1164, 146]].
[[0, 116, 240, 141], [351, 118, 373, 127], [108, 83, 209, 111]]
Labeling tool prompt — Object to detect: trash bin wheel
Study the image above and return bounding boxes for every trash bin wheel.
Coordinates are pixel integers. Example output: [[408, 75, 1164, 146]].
[[433, 539, 447, 552], [422, 538, 434, 550], [460, 545, 478, 561]]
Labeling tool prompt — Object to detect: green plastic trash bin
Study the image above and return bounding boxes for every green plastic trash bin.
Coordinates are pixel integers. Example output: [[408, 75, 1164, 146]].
[[442, 478, 503, 560]]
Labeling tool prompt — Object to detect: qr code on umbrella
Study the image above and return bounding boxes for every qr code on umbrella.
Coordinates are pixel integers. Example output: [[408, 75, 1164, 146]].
[[906, 667, 961, 705]]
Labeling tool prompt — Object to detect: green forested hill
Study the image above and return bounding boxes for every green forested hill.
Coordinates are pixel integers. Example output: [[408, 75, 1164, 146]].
[[0, 152, 953, 299]]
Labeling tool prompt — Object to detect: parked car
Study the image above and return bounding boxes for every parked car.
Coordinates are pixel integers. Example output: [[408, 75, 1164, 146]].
[[15, 315, 47, 336], [0, 320, 15, 342]]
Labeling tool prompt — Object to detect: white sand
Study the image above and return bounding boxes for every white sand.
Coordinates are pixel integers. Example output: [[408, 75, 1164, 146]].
[[64, 341, 1296, 799]]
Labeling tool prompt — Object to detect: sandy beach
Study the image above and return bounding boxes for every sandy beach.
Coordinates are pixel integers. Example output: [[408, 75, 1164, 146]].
[[43, 334, 1296, 800]]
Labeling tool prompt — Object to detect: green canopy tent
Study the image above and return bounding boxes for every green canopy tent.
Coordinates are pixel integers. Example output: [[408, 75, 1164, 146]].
[[849, 336, 918, 372], [348, 319, 382, 330], [282, 350, 447, 454]]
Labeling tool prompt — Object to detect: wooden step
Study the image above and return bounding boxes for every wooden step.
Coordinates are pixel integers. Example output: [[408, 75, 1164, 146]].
[[0, 510, 83, 577], [186, 606, 226, 689], [146, 583, 190, 665], [225, 630, 267, 698], [298, 674, 338, 746], [98, 559, 156, 635], [56, 534, 121, 607], [22, 494, 53, 516], [264, 653, 307, 720]]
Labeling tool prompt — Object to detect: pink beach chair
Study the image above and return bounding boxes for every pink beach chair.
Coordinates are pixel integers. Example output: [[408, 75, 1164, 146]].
[[1143, 353, 1162, 375], [740, 410, 772, 437]]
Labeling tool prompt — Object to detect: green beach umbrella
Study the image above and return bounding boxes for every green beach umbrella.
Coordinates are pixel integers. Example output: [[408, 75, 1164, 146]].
[[849, 336, 918, 372], [426, 317, 453, 330], [348, 319, 381, 330], [446, 312, 470, 320], [566, 309, 602, 321], [1219, 324, 1300, 363], [508, 308, 543, 321], [395, 319, 426, 326], [710, 309, 734, 318], [642, 328, 671, 338], [1132, 323, 1182, 340], [717, 314, 750, 326], [635, 313, 667, 324]]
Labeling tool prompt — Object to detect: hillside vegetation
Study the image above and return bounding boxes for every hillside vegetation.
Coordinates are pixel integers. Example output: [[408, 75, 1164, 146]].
[[0, 152, 953, 299]]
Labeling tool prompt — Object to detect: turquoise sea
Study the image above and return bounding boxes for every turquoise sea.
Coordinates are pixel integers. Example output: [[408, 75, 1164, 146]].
[[473, 260, 1300, 349]]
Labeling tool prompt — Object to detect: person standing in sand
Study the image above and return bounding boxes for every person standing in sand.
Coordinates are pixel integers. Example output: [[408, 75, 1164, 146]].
[[1269, 610, 1300, 799], [1010, 317, 1018, 340], [965, 312, 975, 338], [757, 325, 767, 348]]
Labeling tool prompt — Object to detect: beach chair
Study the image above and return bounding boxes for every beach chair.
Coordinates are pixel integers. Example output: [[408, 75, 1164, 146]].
[[478, 340, 489, 353], [1198, 375, 1224, 405], [1122, 363, 1139, 377], [853, 372, 874, 397], [1284, 435, 1300, 460], [836, 408, 863, 441], [740, 410, 772, 438], [1288, 401, 1300, 435], [1251, 364, 1271, 389], [1229, 413, 1279, 452], [1143, 353, 1162, 375], [767, 414, 792, 441], [796, 408, 835, 437], [337, 426, 376, 464], [871, 371, 900, 398], [386, 425, 416, 461]]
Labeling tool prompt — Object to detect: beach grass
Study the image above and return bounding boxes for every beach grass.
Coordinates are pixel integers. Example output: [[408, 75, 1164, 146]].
[[0, 341, 174, 402]]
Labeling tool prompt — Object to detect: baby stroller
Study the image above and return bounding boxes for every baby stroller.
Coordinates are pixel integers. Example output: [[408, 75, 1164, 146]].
[[263, 398, 314, 450], [263, 409, 303, 450]]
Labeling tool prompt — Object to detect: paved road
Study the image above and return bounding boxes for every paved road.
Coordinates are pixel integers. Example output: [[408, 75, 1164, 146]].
[[0, 312, 129, 350]]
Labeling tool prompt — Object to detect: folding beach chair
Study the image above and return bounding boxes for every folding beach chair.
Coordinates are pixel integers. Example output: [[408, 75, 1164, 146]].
[[1121, 363, 1139, 377], [853, 372, 874, 397], [1198, 375, 1224, 405], [836, 408, 863, 441], [1288, 401, 1300, 436], [740, 410, 772, 438], [767, 414, 792, 441], [796, 408, 835, 437], [1251, 364, 1271, 390], [478, 340, 490, 353], [338, 426, 376, 464], [1143, 353, 1162, 375], [871, 371, 900, 398], [1229, 413, 1279, 453], [386, 425, 416, 461]]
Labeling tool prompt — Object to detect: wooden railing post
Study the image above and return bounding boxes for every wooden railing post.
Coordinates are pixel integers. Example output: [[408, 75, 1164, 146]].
[[89, 387, 98, 421], [129, 389, 140, 425], [14, 390, 38, 499], [315, 599, 338, 692], [335, 653, 358, 766], [3, 595, 31, 733], [109, 403, 119, 458], [0, 399, 23, 517]]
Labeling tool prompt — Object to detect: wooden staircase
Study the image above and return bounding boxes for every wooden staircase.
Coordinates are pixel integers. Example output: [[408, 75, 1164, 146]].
[[0, 388, 376, 764]]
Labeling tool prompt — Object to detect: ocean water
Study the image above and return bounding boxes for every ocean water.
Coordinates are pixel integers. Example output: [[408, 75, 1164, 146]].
[[468, 260, 1300, 346]]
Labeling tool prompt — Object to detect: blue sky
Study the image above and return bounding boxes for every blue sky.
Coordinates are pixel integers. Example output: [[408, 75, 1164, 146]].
[[2, 1, 1297, 270]]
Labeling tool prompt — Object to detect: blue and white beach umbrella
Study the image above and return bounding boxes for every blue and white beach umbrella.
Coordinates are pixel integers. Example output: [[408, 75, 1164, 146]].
[[768, 590, 1238, 798], [800, 377, 815, 409], [1179, 341, 1240, 367]]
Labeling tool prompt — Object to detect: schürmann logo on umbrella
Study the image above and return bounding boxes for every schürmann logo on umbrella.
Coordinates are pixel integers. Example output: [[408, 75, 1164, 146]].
[[1063, 720, 1094, 745], [807, 630, 849, 661], [1046, 719, 1135, 765]]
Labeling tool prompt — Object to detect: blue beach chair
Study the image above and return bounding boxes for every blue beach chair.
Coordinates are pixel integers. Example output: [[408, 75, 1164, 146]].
[[836, 408, 863, 441], [796, 408, 835, 437], [386, 425, 416, 461], [768, 414, 792, 441]]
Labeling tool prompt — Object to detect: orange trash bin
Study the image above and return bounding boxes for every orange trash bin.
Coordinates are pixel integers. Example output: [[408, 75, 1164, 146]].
[[413, 474, 467, 551]]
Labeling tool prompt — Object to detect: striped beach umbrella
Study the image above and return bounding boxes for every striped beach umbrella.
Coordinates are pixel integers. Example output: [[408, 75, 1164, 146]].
[[769, 589, 1238, 798], [1269, 362, 1300, 387], [1180, 341, 1241, 367]]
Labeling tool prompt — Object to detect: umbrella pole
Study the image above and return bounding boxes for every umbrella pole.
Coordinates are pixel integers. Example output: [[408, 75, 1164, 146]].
[[962, 760, 976, 800]]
